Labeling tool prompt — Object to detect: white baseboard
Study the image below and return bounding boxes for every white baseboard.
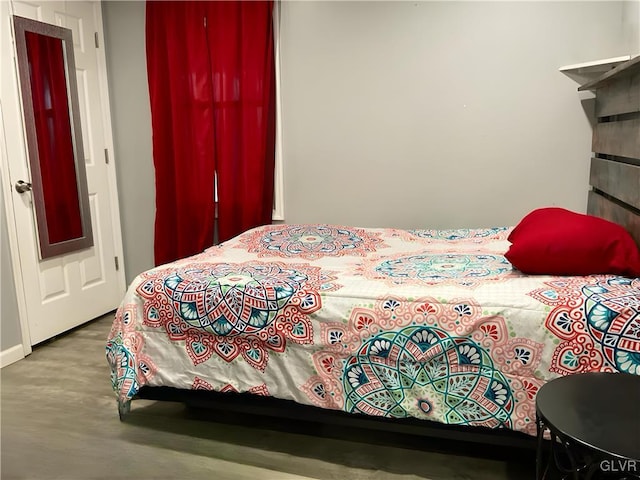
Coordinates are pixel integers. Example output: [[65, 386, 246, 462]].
[[0, 344, 25, 368]]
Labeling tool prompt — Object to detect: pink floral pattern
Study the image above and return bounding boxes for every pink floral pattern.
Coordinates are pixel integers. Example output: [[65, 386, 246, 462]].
[[192, 377, 270, 396], [529, 276, 640, 375], [302, 297, 543, 434], [106, 305, 157, 401], [237, 224, 386, 260], [135, 261, 339, 372]]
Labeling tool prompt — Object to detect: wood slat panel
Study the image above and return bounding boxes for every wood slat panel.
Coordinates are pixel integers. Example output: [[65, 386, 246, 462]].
[[595, 71, 640, 117], [590, 157, 640, 210], [592, 119, 640, 159], [588, 191, 640, 248]]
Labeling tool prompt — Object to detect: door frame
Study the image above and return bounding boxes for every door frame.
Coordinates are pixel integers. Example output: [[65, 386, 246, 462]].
[[0, 0, 126, 355], [0, 94, 32, 359]]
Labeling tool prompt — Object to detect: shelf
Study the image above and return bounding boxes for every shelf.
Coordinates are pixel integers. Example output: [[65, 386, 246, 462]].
[[560, 56, 631, 74], [559, 56, 631, 85], [578, 54, 640, 91]]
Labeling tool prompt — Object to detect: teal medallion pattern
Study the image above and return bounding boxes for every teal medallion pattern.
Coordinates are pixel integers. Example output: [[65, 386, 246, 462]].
[[106, 332, 138, 400], [155, 264, 309, 336], [342, 325, 514, 425], [406, 227, 509, 241], [373, 254, 513, 287], [529, 276, 640, 375], [301, 297, 539, 430], [106, 305, 157, 401], [135, 261, 339, 371]]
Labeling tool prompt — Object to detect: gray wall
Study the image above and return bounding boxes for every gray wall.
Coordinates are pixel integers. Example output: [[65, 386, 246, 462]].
[[1, 181, 22, 350], [623, 0, 640, 52], [280, 1, 634, 229], [102, 1, 155, 284], [101, 1, 638, 275]]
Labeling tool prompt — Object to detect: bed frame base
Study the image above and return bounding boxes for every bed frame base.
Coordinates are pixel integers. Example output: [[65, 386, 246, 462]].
[[122, 386, 537, 451]]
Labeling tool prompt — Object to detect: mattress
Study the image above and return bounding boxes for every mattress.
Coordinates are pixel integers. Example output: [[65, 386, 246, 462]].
[[106, 224, 640, 435]]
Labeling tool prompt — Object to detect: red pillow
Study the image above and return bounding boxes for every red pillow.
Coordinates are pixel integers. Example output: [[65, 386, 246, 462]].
[[505, 207, 640, 276]]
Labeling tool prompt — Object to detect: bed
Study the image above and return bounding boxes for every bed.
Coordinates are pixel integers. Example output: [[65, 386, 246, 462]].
[[107, 219, 640, 439], [107, 56, 640, 448]]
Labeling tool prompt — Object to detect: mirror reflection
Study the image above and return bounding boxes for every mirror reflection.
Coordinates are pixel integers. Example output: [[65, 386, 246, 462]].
[[25, 30, 83, 243], [13, 16, 93, 258]]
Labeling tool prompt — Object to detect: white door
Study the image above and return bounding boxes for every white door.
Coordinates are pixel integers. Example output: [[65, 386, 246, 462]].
[[1, 0, 125, 347]]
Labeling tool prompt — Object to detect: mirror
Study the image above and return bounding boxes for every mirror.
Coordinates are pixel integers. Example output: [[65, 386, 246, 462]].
[[13, 15, 93, 259]]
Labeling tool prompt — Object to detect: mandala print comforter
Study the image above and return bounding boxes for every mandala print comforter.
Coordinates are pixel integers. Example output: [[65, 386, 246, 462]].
[[106, 224, 640, 435]]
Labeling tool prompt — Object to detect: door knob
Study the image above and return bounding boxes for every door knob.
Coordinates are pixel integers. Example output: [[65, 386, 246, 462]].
[[15, 180, 32, 194]]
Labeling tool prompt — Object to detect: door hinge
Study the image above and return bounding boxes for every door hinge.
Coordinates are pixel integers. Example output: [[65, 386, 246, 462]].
[[94, 32, 99, 48], [104, 148, 109, 165], [114, 256, 119, 271]]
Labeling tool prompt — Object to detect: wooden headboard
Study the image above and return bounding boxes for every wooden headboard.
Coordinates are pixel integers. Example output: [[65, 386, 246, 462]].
[[578, 55, 640, 248]]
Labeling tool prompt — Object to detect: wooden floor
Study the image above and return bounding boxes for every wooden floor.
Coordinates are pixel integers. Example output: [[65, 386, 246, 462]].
[[1, 313, 536, 479]]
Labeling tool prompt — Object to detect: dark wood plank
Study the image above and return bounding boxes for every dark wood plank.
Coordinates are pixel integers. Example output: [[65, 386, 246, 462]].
[[588, 191, 640, 248], [590, 158, 640, 210], [592, 119, 640, 159], [579, 55, 640, 91], [595, 71, 640, 117]]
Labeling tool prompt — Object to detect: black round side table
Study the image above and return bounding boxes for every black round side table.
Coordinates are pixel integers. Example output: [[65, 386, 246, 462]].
[[535, 373, 640, 480]]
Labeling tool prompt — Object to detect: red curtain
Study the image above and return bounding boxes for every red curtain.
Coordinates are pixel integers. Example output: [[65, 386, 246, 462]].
[[146, 1, 216, 265], [26, 32, 83, 244], [205, 1, 276, 243], [146, 1, 275, 265]]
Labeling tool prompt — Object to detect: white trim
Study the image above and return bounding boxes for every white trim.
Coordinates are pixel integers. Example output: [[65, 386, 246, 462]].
[[0, 344, 25, 368], [272, 1, 284, 221], [1, 1, 33, 355]]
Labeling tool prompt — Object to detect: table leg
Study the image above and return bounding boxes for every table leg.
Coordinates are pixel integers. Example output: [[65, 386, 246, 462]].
[[536, 414, 547, 480], [560, 438, 580, 480], [584, 461, 599, 480]]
